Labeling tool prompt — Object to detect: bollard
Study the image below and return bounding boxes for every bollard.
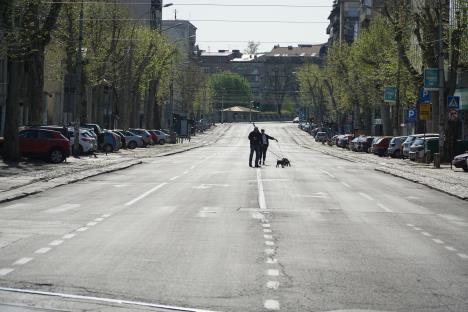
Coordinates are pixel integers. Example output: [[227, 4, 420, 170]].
[[434, 153, 441, 168]]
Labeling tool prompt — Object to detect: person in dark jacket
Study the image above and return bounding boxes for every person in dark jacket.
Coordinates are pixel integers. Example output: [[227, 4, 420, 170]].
[[260, 129, 278, 165], [248, 127, 262, 167]]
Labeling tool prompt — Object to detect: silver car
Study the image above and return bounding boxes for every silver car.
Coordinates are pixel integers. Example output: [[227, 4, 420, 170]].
[[387, 136, 407, 158], [402, 133, 438, 158]]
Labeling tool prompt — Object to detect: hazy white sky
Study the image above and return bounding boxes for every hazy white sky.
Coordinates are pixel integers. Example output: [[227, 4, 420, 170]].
[[161, 0, 333, 52]]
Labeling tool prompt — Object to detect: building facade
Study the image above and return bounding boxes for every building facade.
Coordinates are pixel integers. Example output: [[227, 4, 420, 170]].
[[327, 0, 361, 46]]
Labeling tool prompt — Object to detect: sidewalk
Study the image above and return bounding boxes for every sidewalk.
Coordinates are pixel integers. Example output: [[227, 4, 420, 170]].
[[287, 126, 468, 200], [0, 125, 228, 203]]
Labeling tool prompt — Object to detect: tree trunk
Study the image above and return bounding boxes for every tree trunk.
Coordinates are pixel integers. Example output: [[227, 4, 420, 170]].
[[3, 57, 22, 161], [27, 47, 46, 125]]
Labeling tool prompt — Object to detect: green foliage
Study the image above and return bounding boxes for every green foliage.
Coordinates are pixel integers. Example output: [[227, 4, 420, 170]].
[[208, 71, 252, 109]]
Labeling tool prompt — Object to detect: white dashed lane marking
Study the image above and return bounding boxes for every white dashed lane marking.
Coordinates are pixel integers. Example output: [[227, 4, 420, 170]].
[[76, 227, 88, 232], [102, 214, 111, 218], [377, 203, 393, 213], [266, 257, 278, 264], [13, 257, 33, 266], [266, 281, 279, 290], [320, 169, 335, 179], [264, 235, 273, 240], [432, 239, 444, 244], [445, 246, 457, 251], [358, 192, 374, 201], [263, 229, 272, 233], [94, 217, 104, 222], [63, 233, 76, 239], [267, 269, 279, 276], [341, 181, 351, 188], [265, 249, 275, 256], [262, 224, 271, 228], [87, 222, 98, 226], [264, 299, 280, 310], [34, 247, 51, 254], [421, 232, 432, 237], [265, 241, 275, 246], [0, 268, 14, 276], [457, 253, 468, 259], [49, 240, 64, 246], [124, 183, 167, 206]]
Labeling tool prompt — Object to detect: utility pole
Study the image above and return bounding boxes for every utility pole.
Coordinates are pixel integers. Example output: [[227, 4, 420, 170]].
[[438, 0, 446, 160], [73, 0, 84, 155]]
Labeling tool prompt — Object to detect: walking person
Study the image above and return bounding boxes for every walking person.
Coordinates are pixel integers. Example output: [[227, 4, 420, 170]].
[[248, 127, 262, 167], [260, 129, 278, 165]]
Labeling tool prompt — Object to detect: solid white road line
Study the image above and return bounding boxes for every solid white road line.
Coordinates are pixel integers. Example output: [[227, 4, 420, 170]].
[[124, 183, 167, 206], [0, 287, 220, 312], [49, 240, 64, 246], [264, 299, 280, 310], [445, 246, 457, 251], [62, 233, 76, 239], [256, 169, 267, 210], [13, 257, 33, 266], [266, 281, 279, 290], [0, 268, 14, 276], [34, 247, 51, 254], [359, 192, 374, 201]]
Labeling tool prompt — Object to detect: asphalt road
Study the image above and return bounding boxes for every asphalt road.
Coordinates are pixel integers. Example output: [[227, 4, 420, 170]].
[[0, 122, 467, 312]]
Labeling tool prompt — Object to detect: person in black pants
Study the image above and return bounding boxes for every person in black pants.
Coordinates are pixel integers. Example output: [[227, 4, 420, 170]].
[[260, 129, 278, 165], [248, 127, 262, 167]]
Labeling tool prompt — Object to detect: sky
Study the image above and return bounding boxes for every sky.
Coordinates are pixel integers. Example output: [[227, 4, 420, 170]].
[[161, 0, 333, 53]]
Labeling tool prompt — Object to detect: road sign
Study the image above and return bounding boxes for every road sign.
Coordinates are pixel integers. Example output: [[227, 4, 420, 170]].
[[448, 109, 459, 121], [447, 96, 460, 109], [419, 103, 431, 121], [419, 88, 432, 103], [405, 107, 417, 123], [384, 86, 397, 103], [424, 68, 439, 91]]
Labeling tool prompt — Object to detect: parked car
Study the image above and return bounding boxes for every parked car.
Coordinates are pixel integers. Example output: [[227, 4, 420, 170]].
[[149, 130, 170, 145], [349, 136, 361, 151], [337, 134, 353, 148], [361, 136, 374, 153], [68, 127, 97, 154], [128, 128, 153, 146], [387, 136, 407, 158], [120, 130, 144, 149], [19, 128, 70, 163], [26, 125, 71, 140], [372, 136, 392, 156], [293, 117, 300, 123], [81, 123, 104, 146], [368, 137, 381, 154], [315, 132, 327, 143], [452, 153, 468, 172], [409, 137, 439, 161], [402, 133, 438, 158], [110, 130, 127, 149], [101, 130, 120, 153]]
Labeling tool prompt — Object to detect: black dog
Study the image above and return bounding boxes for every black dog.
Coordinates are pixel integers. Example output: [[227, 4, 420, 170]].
[[276, 158, 291, 168]]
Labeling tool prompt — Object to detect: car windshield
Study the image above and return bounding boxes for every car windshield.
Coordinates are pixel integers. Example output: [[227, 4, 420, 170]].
[[414, 138, 424, 145]]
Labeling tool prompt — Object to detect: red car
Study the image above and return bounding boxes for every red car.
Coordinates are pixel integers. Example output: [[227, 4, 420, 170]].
[[19, 128, 71, 163], [372, 136, 392, 157]]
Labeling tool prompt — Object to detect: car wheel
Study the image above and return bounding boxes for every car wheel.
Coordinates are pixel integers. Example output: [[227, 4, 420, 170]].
[[128, 141, 137, 149], [159, 139, 165, 145], [103, 144, 113, 153], [49, 149, 65, 163]]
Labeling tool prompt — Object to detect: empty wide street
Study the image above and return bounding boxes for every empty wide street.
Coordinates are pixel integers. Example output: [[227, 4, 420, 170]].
[[0, 123, 467, 312]]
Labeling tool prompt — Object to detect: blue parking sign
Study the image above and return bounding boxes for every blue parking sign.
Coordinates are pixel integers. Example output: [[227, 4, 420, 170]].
[[406, 107, 417, 123], [419, 88, 432, 103]]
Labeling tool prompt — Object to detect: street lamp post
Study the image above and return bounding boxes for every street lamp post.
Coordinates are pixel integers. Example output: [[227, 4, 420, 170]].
[[73, 0, 84, 156]]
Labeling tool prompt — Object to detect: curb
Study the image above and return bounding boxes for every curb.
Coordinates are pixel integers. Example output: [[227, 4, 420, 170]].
[[375, 167, 467, 201], [0, 142, 210, 205]]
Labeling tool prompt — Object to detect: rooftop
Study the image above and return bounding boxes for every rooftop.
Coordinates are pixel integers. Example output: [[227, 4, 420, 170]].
[[264, 44, 325, 57]]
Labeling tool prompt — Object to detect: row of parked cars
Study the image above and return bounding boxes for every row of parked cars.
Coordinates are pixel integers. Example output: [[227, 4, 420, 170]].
[[298, 122, 468, 172], [0, 124, 171, 164]]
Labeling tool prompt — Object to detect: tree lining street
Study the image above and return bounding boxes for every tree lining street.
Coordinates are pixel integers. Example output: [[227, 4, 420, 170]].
[[0, 123, 467, 311]]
